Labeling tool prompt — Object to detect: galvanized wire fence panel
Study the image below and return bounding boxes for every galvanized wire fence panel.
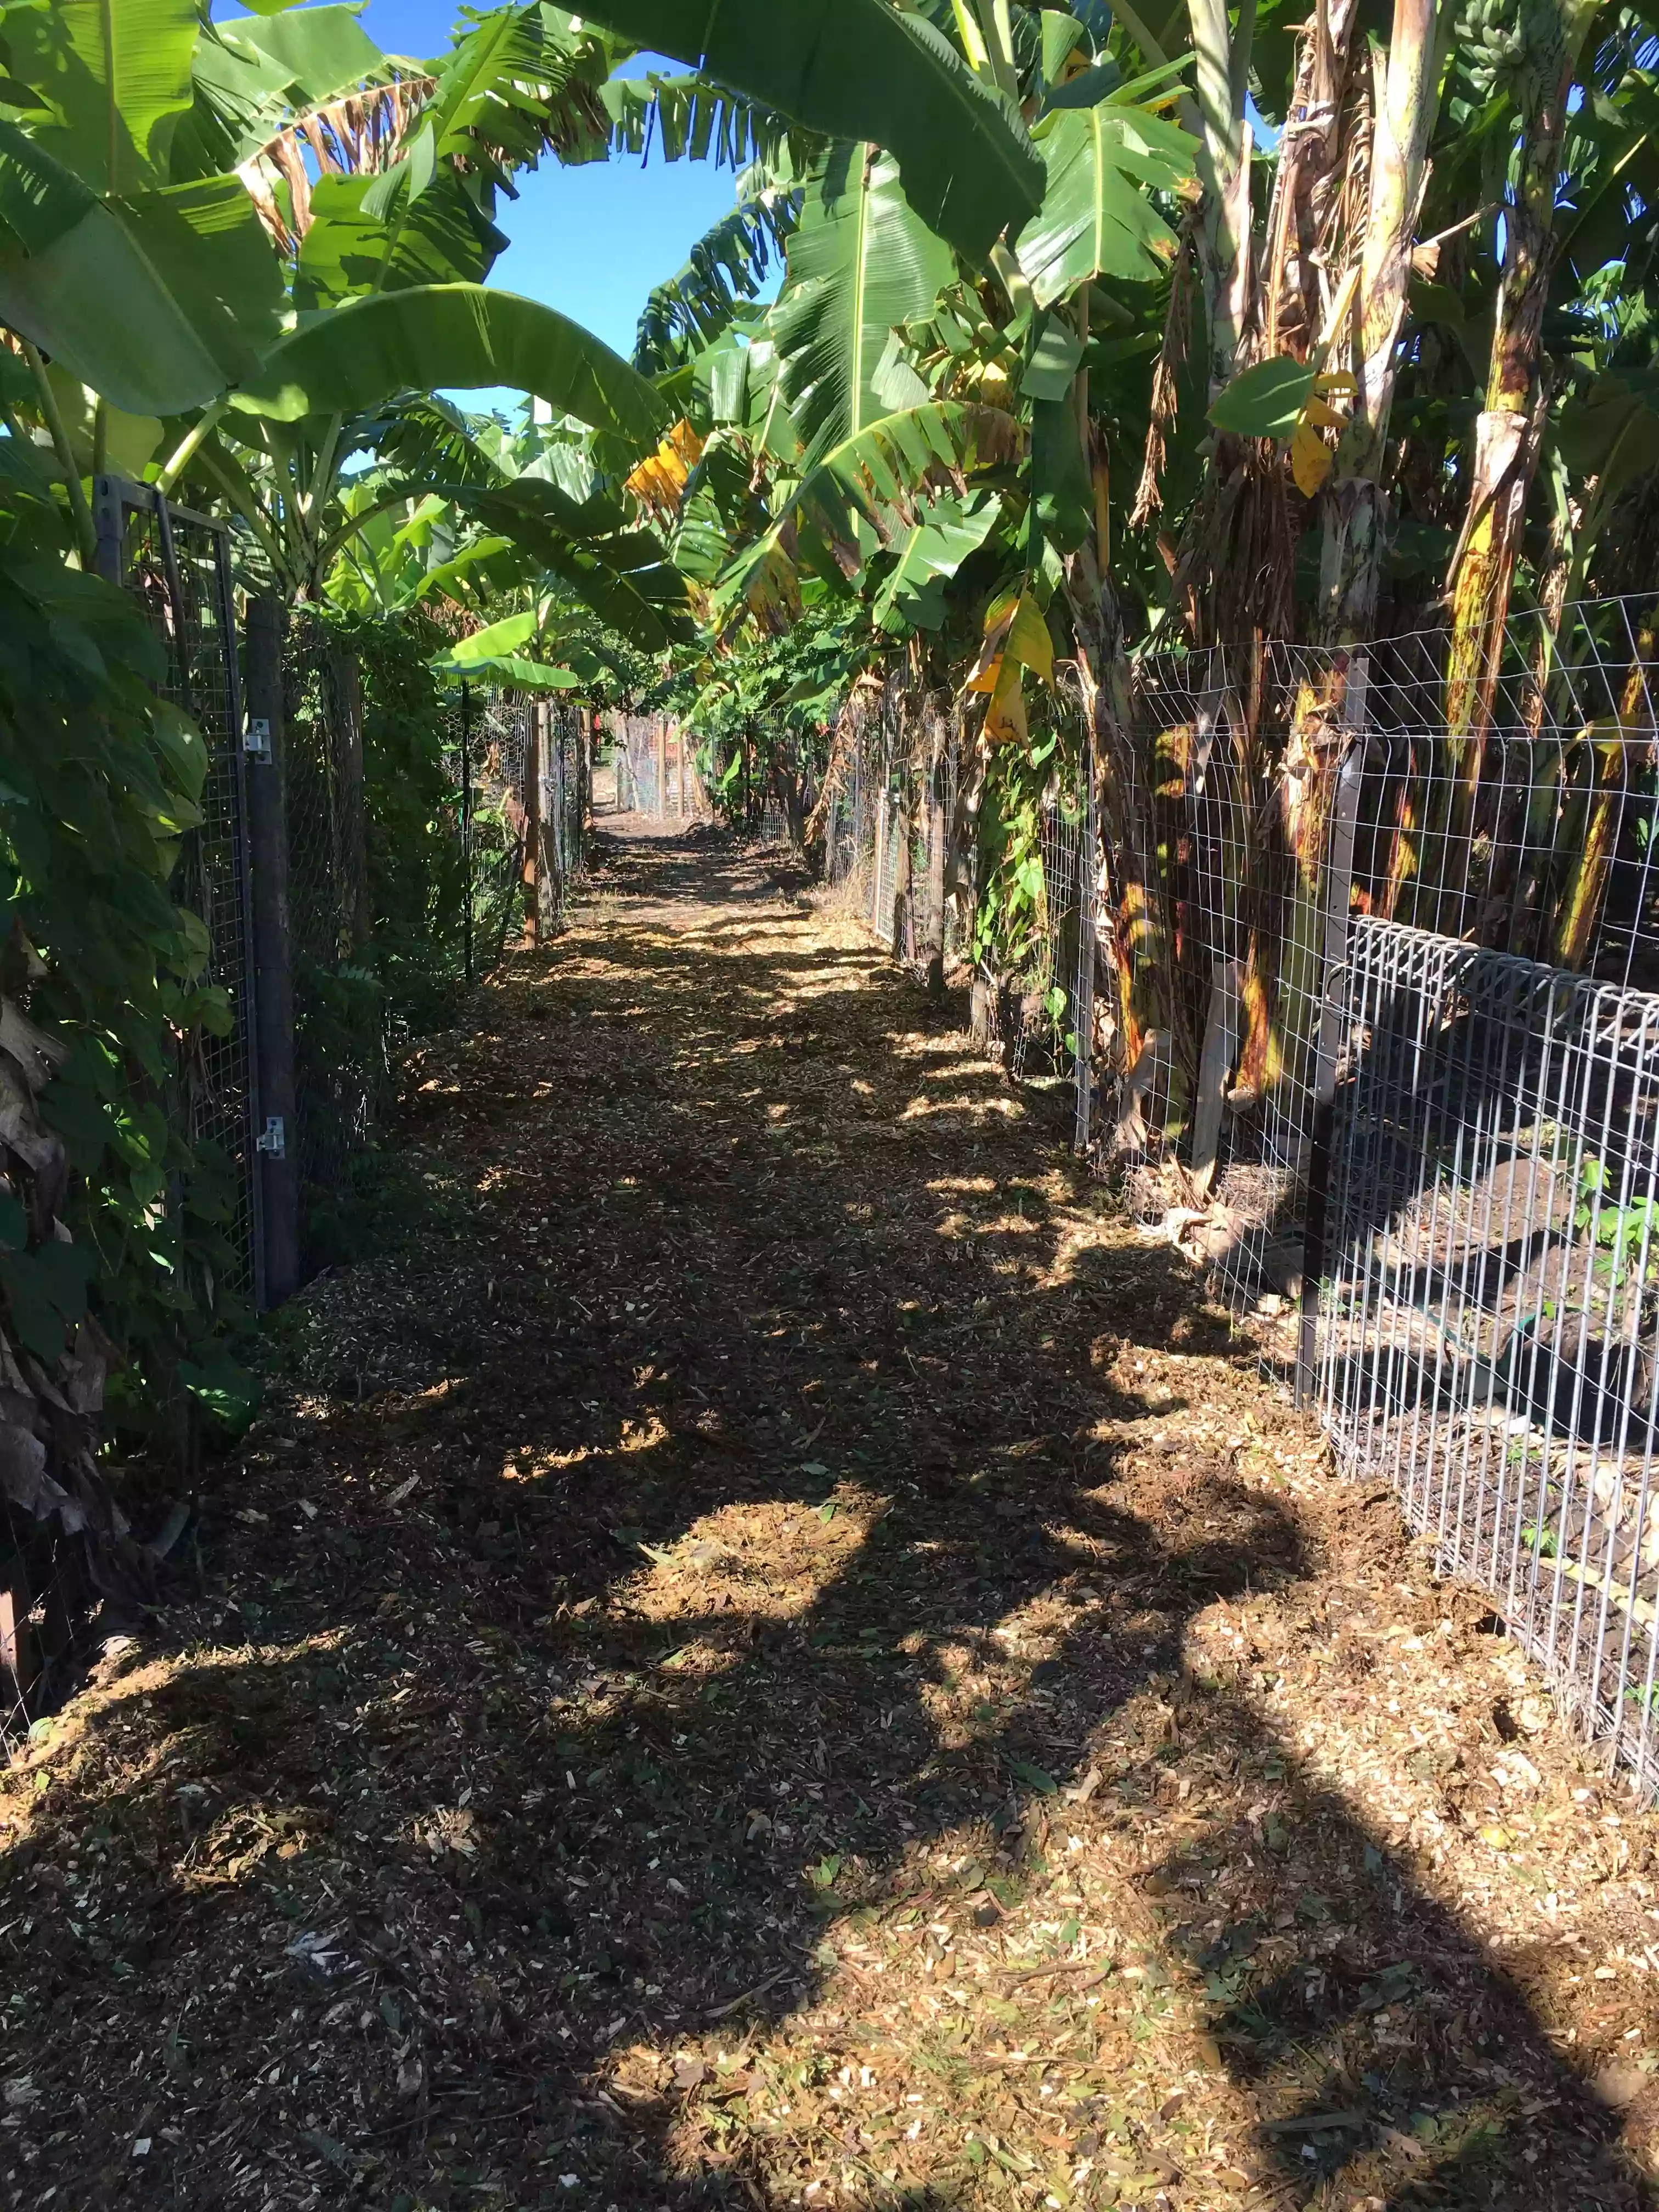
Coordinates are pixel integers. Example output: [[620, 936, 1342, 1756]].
[[284, 614, 377, 1265], [469, 691, 589, 946], [549, 701, 592, 890], [1076, 595, 1659, 1790], [613, 714, 661, 816], [94, 479, 262, 1306], [821, 678, 970, 978], [1322, 922, 1659, 1787]]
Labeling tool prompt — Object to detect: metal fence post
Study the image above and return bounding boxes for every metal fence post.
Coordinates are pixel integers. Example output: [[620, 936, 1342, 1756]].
[[523, 696, 543, 946], [245, 595, 300, 1307], [460, 679, 474, 987], [538, 701, 561, 936], [1074, 719, 1098, 1155], [1295, 654, 1368, 1407]]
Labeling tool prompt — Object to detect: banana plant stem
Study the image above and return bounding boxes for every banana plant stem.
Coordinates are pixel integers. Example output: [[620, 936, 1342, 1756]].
[[156, 401, 228, 497]]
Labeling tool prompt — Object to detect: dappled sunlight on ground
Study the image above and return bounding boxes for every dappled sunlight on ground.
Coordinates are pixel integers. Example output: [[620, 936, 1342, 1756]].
[[1, 820, 1658, 2208]]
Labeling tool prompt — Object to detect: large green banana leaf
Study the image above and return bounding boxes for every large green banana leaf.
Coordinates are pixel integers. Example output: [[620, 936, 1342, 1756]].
[[364, 3, 606, 217], [439, 653, 580, 689], [571, 0, 1042, 260], [602, 71, 795, 171], [635, 190, 796, 372], [232, 286, 672, 450], [176, 5, 390, 177], [455, 489, 693, 650], [670, 433, 765, 584], [432, 608, 582, 687], [2, 0, 200, 194], [467, 477, 645, 552], [771, 142, 953, 461], [296, 172, 509, 309], [872, 488, 1002, 631], [0, 122, 283, 413], [714, 399, 1023, 627], [440, 608, 540, 661], [1017, 98, 1192, 307]]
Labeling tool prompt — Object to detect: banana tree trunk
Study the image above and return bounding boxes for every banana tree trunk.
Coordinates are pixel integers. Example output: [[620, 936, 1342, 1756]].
[[1316, 0, 1443, 645], [1188, 0, 1255, 399], [1065, 546, 1177, 1125], [1442, 0, 1599, 823]]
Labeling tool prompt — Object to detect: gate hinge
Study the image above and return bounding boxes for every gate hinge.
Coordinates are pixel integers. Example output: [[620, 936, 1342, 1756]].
[[244, 718, 272, 763], [256, 1115, 286, 1159]]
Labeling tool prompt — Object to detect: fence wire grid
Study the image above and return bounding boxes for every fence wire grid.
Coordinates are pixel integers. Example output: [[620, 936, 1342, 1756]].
[[284, 613, 379, 1268], [1088, 597, 1659, 1793], [98, 482, 262, 1310], [610, 712, 705, 822]]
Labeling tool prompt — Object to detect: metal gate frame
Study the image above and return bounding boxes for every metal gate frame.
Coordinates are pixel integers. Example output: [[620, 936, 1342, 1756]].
[[93, 475, 266, 1310]]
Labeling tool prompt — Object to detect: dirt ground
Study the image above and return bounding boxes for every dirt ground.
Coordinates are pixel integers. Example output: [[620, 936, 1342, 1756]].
[[8, 815, 1659, 2211]]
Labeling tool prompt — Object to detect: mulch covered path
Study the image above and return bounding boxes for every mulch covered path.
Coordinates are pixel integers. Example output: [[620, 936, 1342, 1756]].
[[7, 819, 1659, 2211]]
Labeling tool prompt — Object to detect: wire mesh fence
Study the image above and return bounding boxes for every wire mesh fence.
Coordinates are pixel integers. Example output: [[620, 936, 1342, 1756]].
[[1082, 596, 1659, 1790], [821, 675, 968, 977], [95, 479, 262, 1307], [466, 690, 590, 955], [283, 614, 379, 1271], [608, 711, 704, 821], [0, 479, 267, 1745]]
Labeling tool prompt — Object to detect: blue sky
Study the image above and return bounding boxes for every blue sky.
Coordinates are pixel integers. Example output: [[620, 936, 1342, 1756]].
[[346, 1, 750, 365]]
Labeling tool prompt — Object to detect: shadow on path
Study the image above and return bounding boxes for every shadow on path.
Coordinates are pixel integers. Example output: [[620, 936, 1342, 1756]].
[[1, 825, 1655, 2210]]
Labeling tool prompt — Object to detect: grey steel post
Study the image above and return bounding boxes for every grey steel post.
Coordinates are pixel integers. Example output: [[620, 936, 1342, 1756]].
[[537, 698, 560, 937], [91, 475, 125, 584], [244, 595, 300, 1307], [1296, 654, 1368, 1406], [1074, 718, 1098, 1155], [460, 680, 473, 986]]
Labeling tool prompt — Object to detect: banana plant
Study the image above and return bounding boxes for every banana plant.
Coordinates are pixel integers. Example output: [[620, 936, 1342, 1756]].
[[0, 0, 1048, 616]]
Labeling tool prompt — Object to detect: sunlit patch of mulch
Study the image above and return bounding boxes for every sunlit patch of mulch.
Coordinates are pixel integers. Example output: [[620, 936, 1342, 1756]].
[[0, 817, 1656, 2210]]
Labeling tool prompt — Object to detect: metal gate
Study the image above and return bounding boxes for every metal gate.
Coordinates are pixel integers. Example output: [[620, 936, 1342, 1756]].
[[94, 476, 263, 1308]]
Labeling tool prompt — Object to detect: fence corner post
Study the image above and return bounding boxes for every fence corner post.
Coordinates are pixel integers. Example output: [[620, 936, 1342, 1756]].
[[245, 594, 301, 1308]]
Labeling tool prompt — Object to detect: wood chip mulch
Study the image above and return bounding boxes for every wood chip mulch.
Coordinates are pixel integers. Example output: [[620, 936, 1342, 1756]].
[[3, 815, 1658, 2211]]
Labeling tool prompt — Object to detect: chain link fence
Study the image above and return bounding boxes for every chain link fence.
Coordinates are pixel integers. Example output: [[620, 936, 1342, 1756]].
[[817, 672, 1088, 1094], [471, 690, 590, 943], [820, 675, 964, 968]]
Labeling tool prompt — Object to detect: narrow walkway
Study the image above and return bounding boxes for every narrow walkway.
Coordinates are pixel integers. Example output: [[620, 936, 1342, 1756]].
[[7, 826, 1658, 2209]]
